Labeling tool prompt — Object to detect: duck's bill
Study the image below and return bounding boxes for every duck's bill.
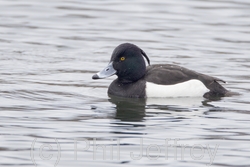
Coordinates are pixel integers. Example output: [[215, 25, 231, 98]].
[[92, 62, 116, 79]]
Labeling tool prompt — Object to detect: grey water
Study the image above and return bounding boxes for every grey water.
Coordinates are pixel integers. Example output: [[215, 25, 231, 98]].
[[0, 0, 250, 166]]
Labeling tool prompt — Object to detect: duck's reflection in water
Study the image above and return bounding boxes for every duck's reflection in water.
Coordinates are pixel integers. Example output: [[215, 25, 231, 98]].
[[109, 95, 223, 122], [109, 95, 146, 122]]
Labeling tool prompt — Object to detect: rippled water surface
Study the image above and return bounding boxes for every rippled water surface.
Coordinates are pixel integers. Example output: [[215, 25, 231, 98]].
[[0, 0, 250, 166]]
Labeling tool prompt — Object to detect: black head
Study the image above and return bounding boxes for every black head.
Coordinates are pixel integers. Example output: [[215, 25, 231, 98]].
[[111, 43, 150, 83], [92, 43, 150, 83]]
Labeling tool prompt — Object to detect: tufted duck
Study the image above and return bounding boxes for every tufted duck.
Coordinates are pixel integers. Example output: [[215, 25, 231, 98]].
[[92, 43, 229, 98]]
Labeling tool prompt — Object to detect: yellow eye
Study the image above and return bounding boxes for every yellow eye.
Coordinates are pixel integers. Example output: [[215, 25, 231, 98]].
[[120, 57, 125, 61]]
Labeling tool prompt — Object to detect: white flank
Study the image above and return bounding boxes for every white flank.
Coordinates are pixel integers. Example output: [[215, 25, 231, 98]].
[[146, 79, 209, 97]]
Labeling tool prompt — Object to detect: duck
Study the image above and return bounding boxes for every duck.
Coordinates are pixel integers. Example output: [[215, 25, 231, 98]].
[[92, 43, 229, 98]]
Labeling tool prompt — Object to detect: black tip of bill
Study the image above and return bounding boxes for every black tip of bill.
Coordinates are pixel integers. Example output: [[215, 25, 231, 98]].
[[92, 74, 100, 79]]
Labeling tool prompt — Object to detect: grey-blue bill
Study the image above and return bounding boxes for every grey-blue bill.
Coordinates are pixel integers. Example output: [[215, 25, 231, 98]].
[[92, 62, 116, 79]]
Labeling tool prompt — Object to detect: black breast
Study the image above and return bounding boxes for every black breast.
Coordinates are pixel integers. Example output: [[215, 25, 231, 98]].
[[108, 79, 146, 98]]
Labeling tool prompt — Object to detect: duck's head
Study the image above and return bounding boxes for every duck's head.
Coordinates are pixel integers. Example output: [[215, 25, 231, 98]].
[[92, 43, 150, 83]]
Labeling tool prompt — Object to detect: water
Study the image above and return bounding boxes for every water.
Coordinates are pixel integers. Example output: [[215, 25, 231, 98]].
[[0, 0, 250, 166]]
